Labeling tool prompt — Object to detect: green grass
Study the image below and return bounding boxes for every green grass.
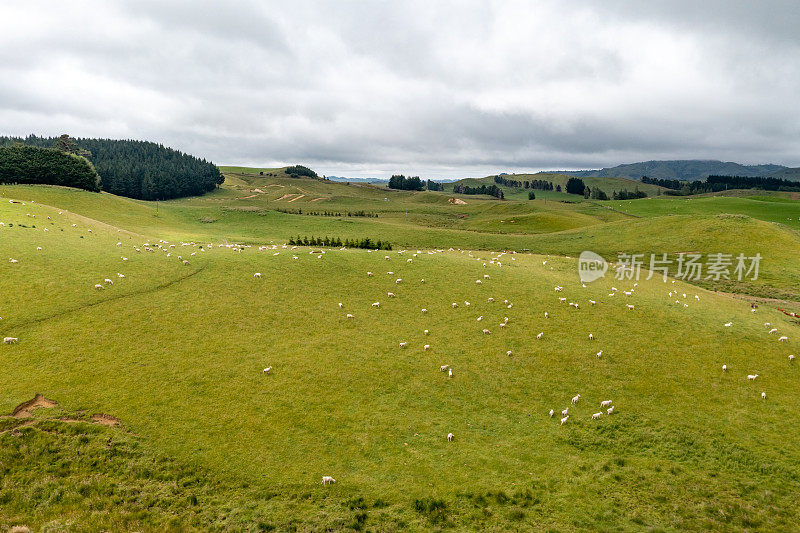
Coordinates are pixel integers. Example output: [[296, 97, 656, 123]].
[[2, 181, 800, 531]]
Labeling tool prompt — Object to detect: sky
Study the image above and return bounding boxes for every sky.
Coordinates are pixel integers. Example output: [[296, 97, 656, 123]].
[[1, 1, 799, 178]]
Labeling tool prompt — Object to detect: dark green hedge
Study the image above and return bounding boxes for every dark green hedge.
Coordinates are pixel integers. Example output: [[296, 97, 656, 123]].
[[0, 144, 101, 191]]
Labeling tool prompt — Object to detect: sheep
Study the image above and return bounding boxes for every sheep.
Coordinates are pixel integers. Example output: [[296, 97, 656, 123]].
[[452, 302, 458, 308], [571, 394, 581, 405], [722, 364, 727, 372], [476, 315, 483, 321], [589, 300, 596, 305], [367, 271, 373, 277], [779, 336, 788, 342], [94, 284, 104, 290], [346, 314, 354, 319], [596, 350, 603, 358], [384, 255, 390, 260], [549, 409, 554, 418], [36, 246, 42, 251], [338, 303, 343, 308], [600, 400, 612, 408], [372, 302, 380, 308], [447, 433, 454, 442], [747, 374, 758, 381], [117, 273, 125, 278], [440, 365, 449, 372], [182, 260, 190, 265], [448, 368, 453, 378], [761, 392, 767, 400], [560, 415, 569, 425], [484, 274, 490, 279], [3, 337, 18, 344], [476, 280, 482, 284], [558, 297, 567, 303], [407, 258, 412, 263], [769, 328, 778, 334], [607, 406, 614, 415], [322, 476, 336, 485], [9, 258, 18, 263], [465, 301, 471, 306], [424, 329, 429, 335], [724, 322, 732, 327], [263, 366, 273, 374], [790, 355, 795, 362], [544, 312, 549, 318], [626, 304, 634, 310], [421, 308, 427, 313], [399, 342, 407, 348], [506, 350, 512, 356], [536, 332, 543, 339], [482, 329, 490, 335], [122, 257, 128, 261], [488, 297, 494, 302], [764, 322, 771, 327], [588, 333, 594, 340], [387, 271, 393, 275], [499, 323, 506, 328], [591, 412, 603, 420], [254, 272, 261, 278], [507, 303, 513, 309], [424, 344, 431, 351], [396, 279, 402, 284], [388, 292, 396, 298], [420, 279, 425, 283], [561, 408, 569, 416]]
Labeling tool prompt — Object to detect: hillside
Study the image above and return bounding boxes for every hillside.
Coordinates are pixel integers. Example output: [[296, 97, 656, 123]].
[[545, 160, 788, 182]]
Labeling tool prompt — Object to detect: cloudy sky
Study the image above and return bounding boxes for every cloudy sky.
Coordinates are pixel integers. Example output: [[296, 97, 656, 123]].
[[1, 1, 799, 178]]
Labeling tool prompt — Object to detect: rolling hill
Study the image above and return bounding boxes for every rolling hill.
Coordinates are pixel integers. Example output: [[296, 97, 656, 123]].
[[545, 160, 789, 182]]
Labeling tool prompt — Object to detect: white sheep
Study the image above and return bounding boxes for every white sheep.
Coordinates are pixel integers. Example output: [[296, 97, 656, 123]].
[[263, 366, 273, 374], [779, 336, 788, 342], [488, 297, 494, 302], [117, 273, 125, 278], [322, 476, 336, 485], [475, 280, 482, 284], [399, 342, 407, 348], [452, 303, 458, 308], [254, 272, 261, 278], [544, 312, 549, 318], [561, 408, 568, 416], [499, 323, 506, 328], [536, 332, 543, 340], [346, 314, 354, 319], [722, 364, 727, 372], [769, 328, 778, 334], [789, 355, 795, 362], [3, 337, 18, 344], [591, 412, 603, 420], [476, 316, 483, 321], [589, 300, 596, 305], [447, 433, 454, 442], [367, 271, 373, 277], [338, 303, 343, 308], [424, 330, 429, 335], [9, 258, 18, 263], [440, 365, 449, 372], [607, 406, 614, 415], [94, 284, 104, 290], [761, 392, 767, 400], [724, 322, 732, 327], [549, 409, 554, 418], [372, 302, 380, 308], [388, 292, 396, 298], [396, 279, 402, 284], [596, 350, 603, 358], [589, 333, 594, 340], [420, 279, 425, 283], [747, 374, 758, 381], [104, 278, 114, 285], [600, 400, 612, 408], [421, 308, 427, 313], [506, 350, 512, 356], [626, 304, 634, 310], [424, 344, 430, 351], [448, 368, 453, 378], [571, 394, 581, 404], [560, 415, 569, 425], [484, 274, 490, 279], [465, 301, 471, 306], [482, 329, 490, 335]]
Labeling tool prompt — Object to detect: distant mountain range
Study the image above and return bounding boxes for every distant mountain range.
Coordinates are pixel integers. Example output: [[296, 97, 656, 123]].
[[541, 160, 799, 182], [327, 176, 461, 184]]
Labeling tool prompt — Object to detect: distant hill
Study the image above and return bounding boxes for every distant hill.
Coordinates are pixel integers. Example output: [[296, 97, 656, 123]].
[[543, 160, 789, 182], [767, 167, 800, 181]]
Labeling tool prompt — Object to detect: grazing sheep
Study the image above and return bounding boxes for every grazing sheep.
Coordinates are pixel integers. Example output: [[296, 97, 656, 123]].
[[592, 412, 603, 420], [561, 408, 568, 416], [254, 272, 261, 278], [322, 476, 336, 485], [372, 302, 380, 308], [104, 278, 114, 285], [388, 292, 396, 298], [572, 394, 581, 405], [3, 337, 18, 344], [9, 258, 18, 263], [779, 336, 788, 342], [488, 297, 494, 302], [465, 301, 470, 306], [182, 260, 189, 265], [484, 274, 490, 279], [440, 365, 449, 372], [769, 328, 778, 334], [560, 416, 569, 425], [424, 345, 431, 351], [607, 406, 614, 415], [626, 304, 634, 310], [549, 409, 554, 418], [476, 316, 483, 321], [396, 279, 402, 284], [263, 366, 272, 374], [724, 322, 732, 327], [589, 333, 594, 340], [407, 258, 412, 263], [536, 332, 543, 339], [789, 355, 795, 362], [367, 272, 373, 277], [338, 303, 343, 308], [117, 273, 125, 278], [447, 433, 454, 442], [482, 329, 490, 335], [94, 284, 104, 290], [399, 342, 407, 348], [596, 350, 603, 358], [589, 300, 596, 305], [452, 303, 458, 308], [346, 314, 354, 319], [421, 308, 427, 313], [424, 330, 429, 335], [499, 323, 506, 328], [762, 392, 767, 400], [747, 374, 758, 381], [448, 368, 453, 378], [722, 364, 727, 372], [544, 312, 549, 318], [506, 350, 512, 356], [476, 280, 482, 284], [36, 246, 42, 251], [385, 256, 390, 260], [600, 400, 612, 408]]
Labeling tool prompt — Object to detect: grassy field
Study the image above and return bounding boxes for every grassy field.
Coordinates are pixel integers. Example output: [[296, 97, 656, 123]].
[[2, 176, 800, 531]]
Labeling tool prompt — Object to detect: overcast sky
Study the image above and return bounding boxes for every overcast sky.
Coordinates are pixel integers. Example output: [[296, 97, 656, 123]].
[[1, 1, 799, 178]]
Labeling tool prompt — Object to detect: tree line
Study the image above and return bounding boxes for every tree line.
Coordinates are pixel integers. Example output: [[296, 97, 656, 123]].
[[0, 144, 101, 191], [275, 208, 378, 217], [642, 174, 800, 194], [494, 175, 555, 191], [453, 183, 504, 199], [287, 235, 392, 250], [1, 135, 224, 200]]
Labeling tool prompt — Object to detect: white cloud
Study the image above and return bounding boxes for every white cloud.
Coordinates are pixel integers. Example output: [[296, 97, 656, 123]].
[[1, 0, 798, 178]]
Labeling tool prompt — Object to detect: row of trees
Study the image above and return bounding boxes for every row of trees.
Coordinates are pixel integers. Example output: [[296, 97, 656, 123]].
[[453, 183, 504, 199], [0, 144, 101, 191], [426, 179, 444, 191], [287, 235, 392, 250], [1, 135, 223, 200], [275, 208, 378, 217], [642, 174, 800, 194], [388, 175, 425, 190], [494, 176, 555, 190], [285, 165, 319, 178]]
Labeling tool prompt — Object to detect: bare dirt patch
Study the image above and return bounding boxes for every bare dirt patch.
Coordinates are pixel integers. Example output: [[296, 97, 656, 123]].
[[253, 188, 264, 193], [11, 394, 58, 418], [287, 194, 305, 202], [235, 194, 258, 200], [310, 197, 326, 202], [266, 184, 284, 188], [276, 193, 296, 201], [449, 197, 467, 205], [92, 413, 121, 426]]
